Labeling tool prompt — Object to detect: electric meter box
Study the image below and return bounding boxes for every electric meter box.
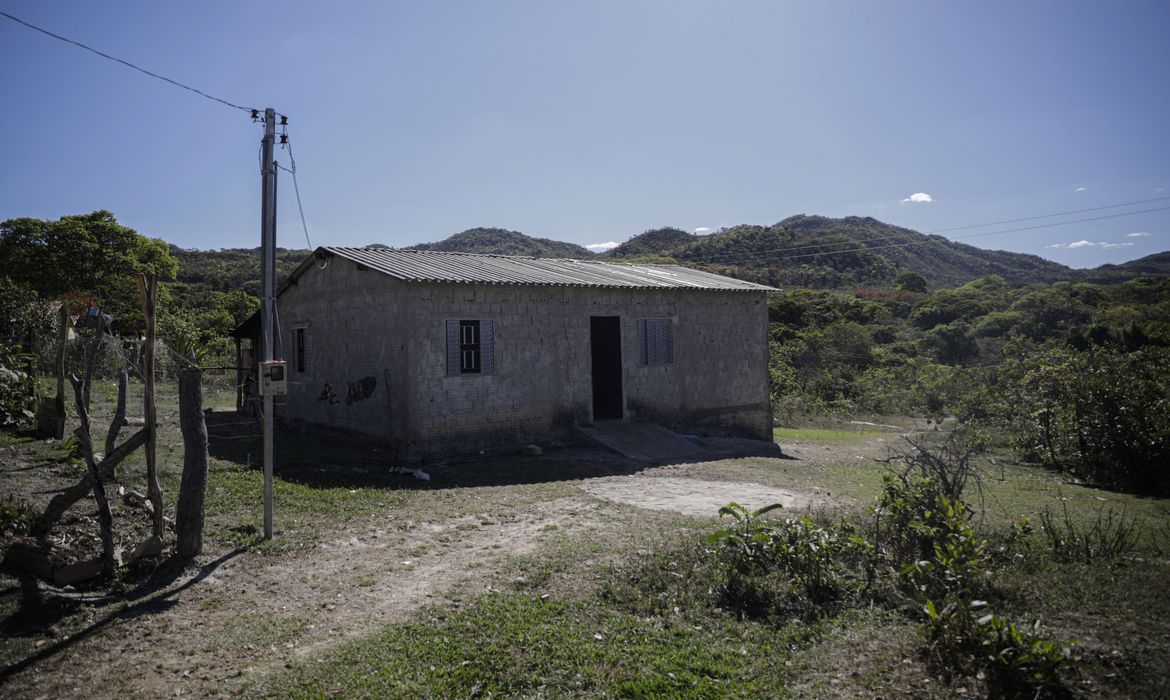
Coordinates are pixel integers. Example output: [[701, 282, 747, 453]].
[[260, 360, 287, 396]]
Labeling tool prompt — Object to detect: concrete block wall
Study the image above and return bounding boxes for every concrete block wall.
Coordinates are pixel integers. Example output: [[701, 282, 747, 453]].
[[275, 260, 410, 443], [275, 258, 771, 459]]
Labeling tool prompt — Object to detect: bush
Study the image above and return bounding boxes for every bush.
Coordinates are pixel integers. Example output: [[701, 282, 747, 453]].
[[0, 345, 37, 430], [1002, 347, 1170, 495], [708, 503, 864, 617], [895, 432, 984, 503]]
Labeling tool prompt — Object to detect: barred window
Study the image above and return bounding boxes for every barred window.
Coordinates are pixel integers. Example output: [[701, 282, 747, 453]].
[[292, 327, 308, 373], [639, 318, 674, 366], [446, 319, 494, 376]]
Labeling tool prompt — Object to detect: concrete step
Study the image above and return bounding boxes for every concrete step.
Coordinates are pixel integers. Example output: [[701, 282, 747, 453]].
[[578, 420, 707, 463]]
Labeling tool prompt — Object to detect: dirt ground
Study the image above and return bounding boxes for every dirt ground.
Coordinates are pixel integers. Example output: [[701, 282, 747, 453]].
[[0, 426, 896, 699]]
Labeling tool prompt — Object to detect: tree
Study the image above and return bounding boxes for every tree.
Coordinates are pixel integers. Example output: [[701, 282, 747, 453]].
[[0, 211, 177, 332], [894, 270, 928, 294]]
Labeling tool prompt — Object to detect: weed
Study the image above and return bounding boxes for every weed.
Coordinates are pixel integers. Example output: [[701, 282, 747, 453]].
[[0, 495, 39, 537], [709, 503, 866, 618], [979, 614, 1073, 699], [1037, 501, 1140, 563]]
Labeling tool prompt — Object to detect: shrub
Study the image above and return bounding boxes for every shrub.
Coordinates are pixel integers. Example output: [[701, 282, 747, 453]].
[[872, 473, 956, 567], [708, 503, 863, 617], [920, 600, 1072, 696], [0, 345, 37, 430], [1002, 347, 1170, 496], [895, 431, 984, 503]]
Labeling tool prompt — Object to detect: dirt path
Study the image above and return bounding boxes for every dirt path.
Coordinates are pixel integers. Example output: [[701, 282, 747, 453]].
[[1, 435, 872, 699], [583, 475, 825, 515], [0, 494, 604, 699]]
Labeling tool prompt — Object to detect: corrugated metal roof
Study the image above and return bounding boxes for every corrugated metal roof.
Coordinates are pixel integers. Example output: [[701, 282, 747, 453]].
[[319, 247, 775, 291]]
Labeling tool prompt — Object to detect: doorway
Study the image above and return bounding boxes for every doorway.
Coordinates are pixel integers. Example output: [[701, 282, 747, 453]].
[[590, 316, 623, 421]]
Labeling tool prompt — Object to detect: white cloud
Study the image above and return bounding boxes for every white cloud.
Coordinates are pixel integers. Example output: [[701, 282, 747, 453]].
[[900, 192, 934, 204], [1100, 241, 1135, 250], [1074, 186, 1087, 192], [1126, 231, 1151, 238], [1047, 240, 1096, 249], [693, 227, 711, 234], [586, 241, 619, 252]]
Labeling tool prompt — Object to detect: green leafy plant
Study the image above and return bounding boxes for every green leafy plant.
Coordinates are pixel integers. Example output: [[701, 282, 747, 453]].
[[979, 614, 1073, 698], [872, 473, 956, 567], [0, 495, 39, 537], [707, 501, 784, 571], [900, 495, 986, 601]]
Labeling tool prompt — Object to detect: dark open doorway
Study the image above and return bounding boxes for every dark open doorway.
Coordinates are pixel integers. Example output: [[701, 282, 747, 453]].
[[590, 316, 623, 421]]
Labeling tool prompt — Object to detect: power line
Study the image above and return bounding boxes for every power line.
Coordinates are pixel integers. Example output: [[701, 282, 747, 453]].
[[276, 136, 319, 256], [0, 10, 254, 113], [680, 204, 1170, 267], [928, 195, 1170, 235]]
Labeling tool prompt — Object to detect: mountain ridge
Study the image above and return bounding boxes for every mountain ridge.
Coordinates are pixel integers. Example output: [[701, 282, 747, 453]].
[[405, 227, 593, 259], [169, 217, 1166, 293]]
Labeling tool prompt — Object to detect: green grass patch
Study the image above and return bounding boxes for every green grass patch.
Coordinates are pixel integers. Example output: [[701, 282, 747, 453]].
[[773, 427, 897, 442], [254, 593, 803, 699]]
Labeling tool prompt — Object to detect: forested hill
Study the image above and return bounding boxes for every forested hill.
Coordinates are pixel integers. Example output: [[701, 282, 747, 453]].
[[169, 217, 1166, 295], [603, 216, 1080, 288], [407, 227, 593, 258], [1087, 251, 1170, 283], [169, 246, 308, 296]]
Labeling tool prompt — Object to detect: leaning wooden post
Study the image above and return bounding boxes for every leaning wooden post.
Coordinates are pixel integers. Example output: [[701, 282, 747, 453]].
[[138, 273, 164, 539], [52, 305, 68, 439], [68, 373, 117, 577], [176, 367, 209, 558]]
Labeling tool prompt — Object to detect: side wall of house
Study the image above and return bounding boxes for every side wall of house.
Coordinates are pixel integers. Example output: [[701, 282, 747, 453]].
[[273, 260, 407, 444]]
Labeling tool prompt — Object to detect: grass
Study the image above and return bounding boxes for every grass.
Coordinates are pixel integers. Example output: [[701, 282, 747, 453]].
[[773, 426, 897, 442], [254, 592, 810, 699], [248, 445, 1170, 699], [5, 384, 1169, 697]]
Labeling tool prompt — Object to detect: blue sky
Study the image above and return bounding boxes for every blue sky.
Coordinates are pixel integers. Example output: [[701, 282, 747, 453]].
[[1, 1, 1167, 268]]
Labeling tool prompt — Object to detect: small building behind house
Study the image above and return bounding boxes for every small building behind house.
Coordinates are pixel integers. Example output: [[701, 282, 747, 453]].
[[232, 247, 775, 461]]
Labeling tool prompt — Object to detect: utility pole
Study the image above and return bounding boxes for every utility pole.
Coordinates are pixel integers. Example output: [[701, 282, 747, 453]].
[[259, 107, 277, 540]]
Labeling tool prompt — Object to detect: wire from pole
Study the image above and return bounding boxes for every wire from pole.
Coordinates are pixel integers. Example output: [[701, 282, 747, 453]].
[[0, 10, 255, 114]]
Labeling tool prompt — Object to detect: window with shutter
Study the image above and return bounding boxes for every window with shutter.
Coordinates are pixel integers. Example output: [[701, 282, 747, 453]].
[[446, 319, 494, 376], [292, 327, 308, 373], [640, 318, 674, 366]]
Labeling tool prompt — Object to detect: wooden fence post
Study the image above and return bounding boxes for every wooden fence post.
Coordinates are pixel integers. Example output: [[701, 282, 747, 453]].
[[176, 367, 208, 558], [138, 273, 164, 539]]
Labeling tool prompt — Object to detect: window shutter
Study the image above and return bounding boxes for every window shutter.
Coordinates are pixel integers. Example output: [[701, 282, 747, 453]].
[[660, 319, 673, 364], [640, 319, 673, 365], [639, 319, 649, 365], [480, 319, 494, 375], [446, 320, 460, 376]]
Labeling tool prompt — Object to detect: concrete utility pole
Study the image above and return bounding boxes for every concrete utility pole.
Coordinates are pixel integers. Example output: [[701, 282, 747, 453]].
[[260, 107, 277, 540]]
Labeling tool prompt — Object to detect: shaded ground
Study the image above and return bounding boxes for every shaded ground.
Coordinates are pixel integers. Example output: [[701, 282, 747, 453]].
[[1, 402, 865, 699], [5, 403, 1165, 698]]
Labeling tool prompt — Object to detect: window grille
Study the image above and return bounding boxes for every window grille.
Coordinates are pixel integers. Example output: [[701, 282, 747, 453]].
[[446, 319, 494, 376], [639, 318, 674, 366], [292, 327, 308, 373]]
